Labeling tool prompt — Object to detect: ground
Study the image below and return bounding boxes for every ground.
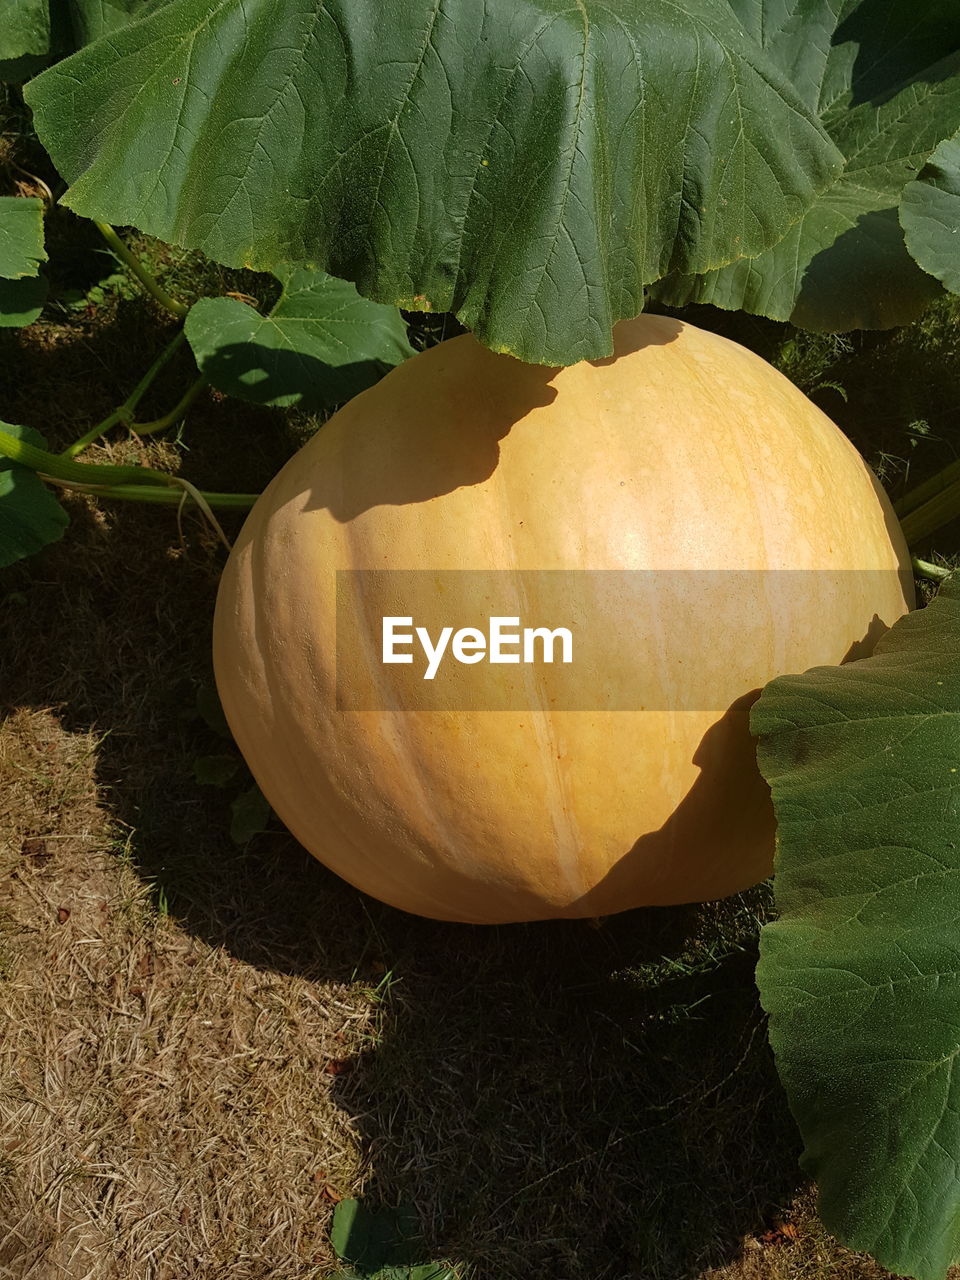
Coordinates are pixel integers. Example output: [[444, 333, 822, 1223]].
[[2, 96, 960, 1280]]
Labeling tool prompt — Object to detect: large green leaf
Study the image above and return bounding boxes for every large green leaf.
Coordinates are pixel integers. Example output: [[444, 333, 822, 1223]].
[[0, 197, 47, 279], [0, 0, 51, 61], [656, 1, 960, 329], [725, 0, 841, 111], [0, 424, 69, 566], [754, 577, 960, 1280], [24, 0, 842, 365], [184, 266, 412, 410], [901, 128, 960, 297]]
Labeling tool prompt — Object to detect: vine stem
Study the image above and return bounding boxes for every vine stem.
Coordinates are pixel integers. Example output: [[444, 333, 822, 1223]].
[[895, 458, 960, 518], [95, 222, 189, 318], [895, 456, 960, 546], [38, 476, 259, 510], [134, 376, 207, 437], [2, 427, 258, 519], [63, 330, 194, 457], [912, 556, 952, 582], [39, 475, 244, 550], [898, 478, 960, 547], [1, 424, 172, 486]]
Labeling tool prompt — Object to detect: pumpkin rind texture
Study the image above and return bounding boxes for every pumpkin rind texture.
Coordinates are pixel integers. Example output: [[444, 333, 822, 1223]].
[[213, 316, 914, 923]]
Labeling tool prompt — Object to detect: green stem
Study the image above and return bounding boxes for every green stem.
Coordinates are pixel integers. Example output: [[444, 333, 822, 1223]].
[[895, 457, 960, 518], [898, 478, 960, 546], [95, 222, 189, 318], [63, 330, 191, 457], [63, 408, 127, 459], [912, 556, 952, 582], [1, 425, 173, 486], [2, 427, 259, 516], [134, 376, 206, 437], [43, 479, 258, 509]]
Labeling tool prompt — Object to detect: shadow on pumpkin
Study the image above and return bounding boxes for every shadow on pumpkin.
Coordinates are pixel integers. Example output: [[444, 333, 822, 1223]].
[[570, 690, 774, 919], [284, 316, 683, 524], [578, 605, 895, 923]]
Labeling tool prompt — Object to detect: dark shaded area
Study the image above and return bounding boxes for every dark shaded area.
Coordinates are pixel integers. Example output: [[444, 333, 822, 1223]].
[[195, 339, 397, 414], [834, 1, 960, 107], [330, 906, 798, 1280], [788, 209, 942, 335], [0, 273, 48, 325]]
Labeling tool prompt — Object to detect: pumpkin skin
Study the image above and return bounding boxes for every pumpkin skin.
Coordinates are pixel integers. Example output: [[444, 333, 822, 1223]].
[[213, 316, 914, 924]]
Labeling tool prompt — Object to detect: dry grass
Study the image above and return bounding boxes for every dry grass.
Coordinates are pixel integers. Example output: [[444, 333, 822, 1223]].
[[0, 709, 370, 1279]]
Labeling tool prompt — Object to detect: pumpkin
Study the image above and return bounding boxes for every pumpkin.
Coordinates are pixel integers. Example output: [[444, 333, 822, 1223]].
[[212, 316, 914, 923]]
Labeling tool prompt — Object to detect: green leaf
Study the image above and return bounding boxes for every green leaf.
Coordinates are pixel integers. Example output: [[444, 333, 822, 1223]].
[[331, 1200, 421, 1272], [0, 199, 47, 325], [654, 2, 960, 329], [0, 423, 69, 566], [0, 274, 48, 327], [725, 0, 840, 110], [229, 783, 271, 844], [901, 128, 960, 297], [0, 0, 51, 61], [184, 267, 412, 410], [754, 577, 960, 1280], [24, 0, 842, 365], [0, 198, 47, 279]]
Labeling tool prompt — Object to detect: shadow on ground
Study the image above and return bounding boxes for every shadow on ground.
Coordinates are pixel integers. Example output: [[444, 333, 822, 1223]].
[[0, 449, 802, 1278]]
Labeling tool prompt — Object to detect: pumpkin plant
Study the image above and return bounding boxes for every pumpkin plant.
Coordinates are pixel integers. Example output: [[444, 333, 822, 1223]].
[[2, 1, 960, 1278]]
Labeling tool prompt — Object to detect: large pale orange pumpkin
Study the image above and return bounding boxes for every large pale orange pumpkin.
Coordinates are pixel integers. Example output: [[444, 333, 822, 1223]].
[[213, 316, 914, 923]]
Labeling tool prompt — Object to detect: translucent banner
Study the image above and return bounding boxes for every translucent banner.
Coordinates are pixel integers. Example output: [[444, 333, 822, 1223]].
[[335, 569, 908, 712]]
